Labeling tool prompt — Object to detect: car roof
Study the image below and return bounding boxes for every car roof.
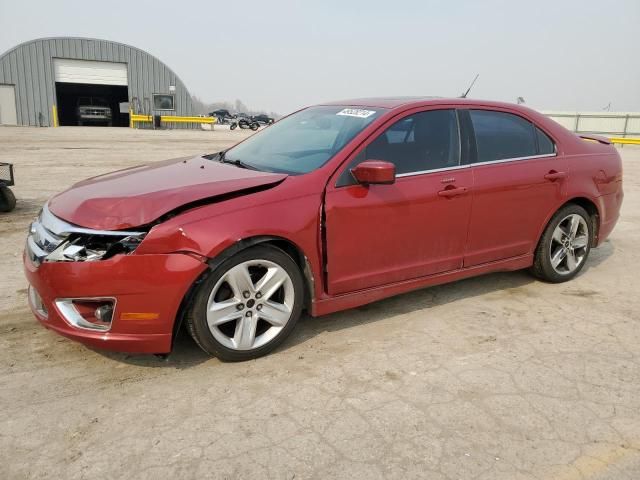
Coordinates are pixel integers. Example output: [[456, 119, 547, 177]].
[[319, 96, 527, 111]]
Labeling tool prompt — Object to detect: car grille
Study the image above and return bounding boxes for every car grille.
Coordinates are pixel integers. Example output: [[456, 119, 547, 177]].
[[26, 207, 69, 266], [25, 204, 146, 267], [82, 109, 109, 116]]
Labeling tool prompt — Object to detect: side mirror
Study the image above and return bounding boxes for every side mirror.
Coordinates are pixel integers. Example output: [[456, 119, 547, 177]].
[[351, 160, 396, 185]]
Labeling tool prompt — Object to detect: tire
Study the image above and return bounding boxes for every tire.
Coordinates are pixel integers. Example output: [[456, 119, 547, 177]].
[[78, 121, 84, 126], [0, 186, 16, 212], [531, 204, 593, 283], [230, 123, 237, 130], [185, 245, 304, 361], [250, 122, 259, 131]]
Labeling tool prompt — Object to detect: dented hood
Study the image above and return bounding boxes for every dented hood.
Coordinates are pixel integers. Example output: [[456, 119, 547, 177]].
[[48, 156, 288, 230]]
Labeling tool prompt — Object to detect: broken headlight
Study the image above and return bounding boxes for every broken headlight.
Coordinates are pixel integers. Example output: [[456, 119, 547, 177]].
[[47, 232, 147, 262]]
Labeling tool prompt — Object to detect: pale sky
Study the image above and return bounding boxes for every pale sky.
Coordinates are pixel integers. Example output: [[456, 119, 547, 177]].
[[1, 0, 639, 115]]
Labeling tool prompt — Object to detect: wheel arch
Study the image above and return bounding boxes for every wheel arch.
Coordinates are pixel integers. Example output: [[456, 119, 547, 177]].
[[225, 236, 315, 310], [562, 196, 601, 244], [171, 235, 315, 351], [534, 196, 601, 255]]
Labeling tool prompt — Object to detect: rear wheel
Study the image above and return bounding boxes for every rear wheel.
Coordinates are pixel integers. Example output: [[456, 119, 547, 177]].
[[250, 122, 259, 131], [531, 204, 592, 282], [185, 245, 304, 361]]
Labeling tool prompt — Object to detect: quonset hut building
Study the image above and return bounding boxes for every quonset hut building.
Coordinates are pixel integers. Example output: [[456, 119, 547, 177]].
[[0, 37, 194, 127]]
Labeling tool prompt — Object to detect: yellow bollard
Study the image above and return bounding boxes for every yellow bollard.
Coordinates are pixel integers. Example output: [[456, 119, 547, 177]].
[[52, 105, 59, 127]]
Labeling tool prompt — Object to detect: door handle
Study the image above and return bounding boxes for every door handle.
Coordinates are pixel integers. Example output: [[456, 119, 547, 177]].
[[544, 171, 567, 181], [438, 186, 468, 198]]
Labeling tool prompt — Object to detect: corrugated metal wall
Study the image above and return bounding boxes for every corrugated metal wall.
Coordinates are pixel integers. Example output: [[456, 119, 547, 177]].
[[0, 37, 194, 126]]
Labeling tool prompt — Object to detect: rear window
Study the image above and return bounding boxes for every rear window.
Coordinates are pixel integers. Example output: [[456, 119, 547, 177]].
[[470, 110, 537, 162], [536, 127, 555, 155]]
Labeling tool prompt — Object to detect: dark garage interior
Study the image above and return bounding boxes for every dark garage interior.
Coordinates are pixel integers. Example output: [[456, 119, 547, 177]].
[[55, 83, 129, 127]]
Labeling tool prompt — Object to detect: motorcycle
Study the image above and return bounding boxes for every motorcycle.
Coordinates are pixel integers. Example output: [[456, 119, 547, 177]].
[[230, 114, 259, 131]]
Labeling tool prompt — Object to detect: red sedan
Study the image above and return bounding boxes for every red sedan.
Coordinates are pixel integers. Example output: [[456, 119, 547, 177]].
[[24, 98, 623, 361]]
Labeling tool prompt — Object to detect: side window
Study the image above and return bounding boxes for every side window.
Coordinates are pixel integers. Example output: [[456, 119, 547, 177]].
[[365, 109, 460, 175], [536, 127, 555, 155], [384, 117, 414, 144], [469, 110, 537, 163]]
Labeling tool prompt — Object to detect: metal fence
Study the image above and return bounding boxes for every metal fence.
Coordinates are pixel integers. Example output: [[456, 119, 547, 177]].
[[542, 111, 640, 138]]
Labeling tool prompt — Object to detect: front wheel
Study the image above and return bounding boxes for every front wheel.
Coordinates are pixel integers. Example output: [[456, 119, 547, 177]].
[[531, 204, 593, 283], [185, 245, 304, 361], [250, 122, 259, 131], [230, 123, 237, 130]]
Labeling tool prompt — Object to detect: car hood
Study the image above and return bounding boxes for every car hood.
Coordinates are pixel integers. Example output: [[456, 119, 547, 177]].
[[48, 156, 288, 230]]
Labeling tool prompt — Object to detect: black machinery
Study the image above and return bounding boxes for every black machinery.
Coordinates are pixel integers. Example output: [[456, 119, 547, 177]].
[[0, 162, 16, 212]]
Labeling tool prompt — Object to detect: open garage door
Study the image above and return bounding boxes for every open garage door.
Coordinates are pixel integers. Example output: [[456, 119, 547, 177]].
[[54, 59, 128, 86], [54, 59, 129, 127]]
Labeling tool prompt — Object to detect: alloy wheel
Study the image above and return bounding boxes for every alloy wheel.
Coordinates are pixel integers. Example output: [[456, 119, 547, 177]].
[[549, 214, 589, 275], [206, 259, 295, 351]]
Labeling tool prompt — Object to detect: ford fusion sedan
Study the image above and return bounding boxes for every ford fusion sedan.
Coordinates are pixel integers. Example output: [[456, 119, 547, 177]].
[[24, 98, 623, 361]]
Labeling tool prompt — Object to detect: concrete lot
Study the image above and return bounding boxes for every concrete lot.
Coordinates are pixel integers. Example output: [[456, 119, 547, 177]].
[[1, 126, 639, 480]]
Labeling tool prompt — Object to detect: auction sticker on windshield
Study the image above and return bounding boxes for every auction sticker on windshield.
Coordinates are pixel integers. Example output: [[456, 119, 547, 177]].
[[336, 108, 376, 118]]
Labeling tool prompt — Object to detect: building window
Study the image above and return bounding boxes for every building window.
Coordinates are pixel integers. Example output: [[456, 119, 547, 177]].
[[152, 94, 175, 111]]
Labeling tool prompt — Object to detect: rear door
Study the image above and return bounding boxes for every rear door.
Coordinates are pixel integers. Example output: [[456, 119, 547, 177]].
[[324, 108, 474, 295], [462, 109, 567, 267]]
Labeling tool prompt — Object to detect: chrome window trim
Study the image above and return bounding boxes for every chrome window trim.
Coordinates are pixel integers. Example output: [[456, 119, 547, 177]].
[[395, 153, 557, 178], [54, 297, 117, 332], [396, 163, 470, 178], [470, 152, 557, 167]]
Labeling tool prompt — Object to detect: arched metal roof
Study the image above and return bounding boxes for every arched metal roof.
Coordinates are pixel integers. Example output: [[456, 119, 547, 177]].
[[0, 37, 193, 126]]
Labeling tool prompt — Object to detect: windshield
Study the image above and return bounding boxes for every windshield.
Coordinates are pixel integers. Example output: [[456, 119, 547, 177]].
[[224, 105, 384, 174]]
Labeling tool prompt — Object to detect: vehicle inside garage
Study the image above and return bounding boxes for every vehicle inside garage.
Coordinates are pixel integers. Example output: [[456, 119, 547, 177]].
[[53, 58, 129, 127], [55, 82, 129, 127]]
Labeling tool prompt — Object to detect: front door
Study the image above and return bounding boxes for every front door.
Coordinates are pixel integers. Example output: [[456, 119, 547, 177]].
[[324, 109, 474, 295]]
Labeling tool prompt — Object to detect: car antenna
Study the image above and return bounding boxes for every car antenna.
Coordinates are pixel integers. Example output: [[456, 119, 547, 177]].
[[460, 74, 479, 98]]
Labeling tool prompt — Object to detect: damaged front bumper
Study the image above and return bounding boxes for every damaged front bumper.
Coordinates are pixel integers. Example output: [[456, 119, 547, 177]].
[[23, 204, 208, 353], [24, 250, 207, 353]]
